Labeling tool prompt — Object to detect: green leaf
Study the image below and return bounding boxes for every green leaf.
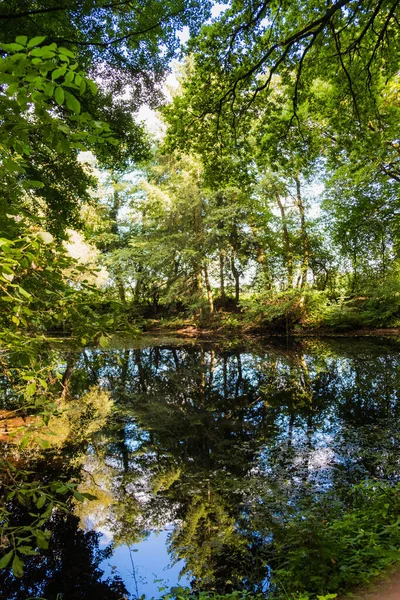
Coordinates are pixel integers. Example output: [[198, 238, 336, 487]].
[[36, 535, 49, 550], [64, 70, 75, 85], [37, 438, 50, 450], [58, 47, 75, 58], [99, 334, 108, 349], [6, 82, 19, 96], [38, 49, 56, 59], [27, 36, 46, 48], [81, 492, 98, 501], [44, 82, 55, 97], [30, 47, 48, 57], [27, 180, 45, 189], [17, 547, 38, 556], [16, 36, 28, 46], [87, 80, 97, 94], [20, 435, 30, 450], [36, 495, 46, 509], [55, 86, 65, 106], [65, 92, 81, 114], [2, 42, 24, 52], [26, 382, 37, 397], [18, 286, 32, 299], [73, 490, 85, 502], [51, 67, 67, 80], [0, 550, 13, 569], [11, 554, 24, 578], [0, 74, 19, 85]]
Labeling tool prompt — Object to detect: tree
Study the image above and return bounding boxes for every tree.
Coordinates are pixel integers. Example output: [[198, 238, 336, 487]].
[[183, 1, 400, 124], [0, 0, 211, 104]]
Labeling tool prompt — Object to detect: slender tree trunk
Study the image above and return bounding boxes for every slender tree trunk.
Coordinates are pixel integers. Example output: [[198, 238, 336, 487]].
[[319, 267, 329, 291], [171, 348, 180, 370], [133, 277, 141, 303], [203, 265, 214, 313], [133, 264, 142, 304], [200, 346, 206, 405], [116, 271, 127, 306], [223, 355, 227, 400], [257, 247, 272, 290], [61, 358, 74, 400], [196, 271, 203, 315], [118, 349, 131, 473], [107, 185, 128, 307], [381, 232, 386, 279], [251, 225, 272, 290], [134, 350, 147, 393], [208, 348, 215, 389], [295, 176, 309, 290], [351, 250, 358, 294], [276, 193, 294, 289], [235, 352, 243, 399], [219, 250, 226, 300], [230, 252, 240, 303]]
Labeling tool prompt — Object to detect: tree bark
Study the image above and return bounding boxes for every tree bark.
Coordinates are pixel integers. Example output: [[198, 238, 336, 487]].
[[116, 271, 127, 306], [275, 193, 293, 289], [203, 265, 214, 313], [196, 270, 203, 315], [230, 252, 240, 303], [295, 176, 309, 290], [219, 250, 226, 300]]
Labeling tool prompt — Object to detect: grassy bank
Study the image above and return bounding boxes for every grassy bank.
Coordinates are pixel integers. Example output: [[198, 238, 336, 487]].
[[139, 288, 400, 337]]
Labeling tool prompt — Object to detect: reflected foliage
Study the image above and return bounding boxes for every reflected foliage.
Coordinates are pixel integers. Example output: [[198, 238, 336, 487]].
[[2, 338, 400, 598], [0, 512, 128, 600], [69, 338, 400, 597]]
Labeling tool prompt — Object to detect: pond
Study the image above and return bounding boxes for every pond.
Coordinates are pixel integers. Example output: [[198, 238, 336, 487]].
[[1, 336, 400, 600]]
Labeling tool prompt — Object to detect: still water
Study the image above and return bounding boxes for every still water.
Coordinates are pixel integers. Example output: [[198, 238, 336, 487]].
[[1, 336, 400, 599]]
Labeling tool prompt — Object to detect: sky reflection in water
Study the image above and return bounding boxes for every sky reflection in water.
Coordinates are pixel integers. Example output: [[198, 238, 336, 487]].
[[80, 338, 400, 595], [2, 337, 400, 599]]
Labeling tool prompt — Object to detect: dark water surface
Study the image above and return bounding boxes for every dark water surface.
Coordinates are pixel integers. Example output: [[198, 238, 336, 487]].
[[2, 336, 400, 599]]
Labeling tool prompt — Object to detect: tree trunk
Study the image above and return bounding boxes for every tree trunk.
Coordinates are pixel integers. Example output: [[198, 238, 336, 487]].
[[275, 193, 293, 288], [133, 264, 143, 304], [116, 271, 127, 306], [196, 271, 203, 293], [381, 232, 386, 279], [108, 185, 128, 306], [351, 250, 358, 294], [196, 270, 203, 315], [230, 252, 240, 303], [295, 175, 309, 290], [251, 225, 272, 289], [61, 358, 74, 400], [203, 265, 214, 313], [219, 250, 226, 300]]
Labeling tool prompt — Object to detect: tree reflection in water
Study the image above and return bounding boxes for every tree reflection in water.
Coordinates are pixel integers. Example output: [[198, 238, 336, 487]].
[[1, 338, 400, 598]]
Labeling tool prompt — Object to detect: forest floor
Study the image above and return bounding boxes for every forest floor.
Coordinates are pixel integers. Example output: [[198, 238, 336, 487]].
[[142, 317, 400, 339], [342, 569, 400, 599]]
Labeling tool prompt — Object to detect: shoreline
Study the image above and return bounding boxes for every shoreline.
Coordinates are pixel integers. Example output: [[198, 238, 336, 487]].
[[141, 324, 400, 339]]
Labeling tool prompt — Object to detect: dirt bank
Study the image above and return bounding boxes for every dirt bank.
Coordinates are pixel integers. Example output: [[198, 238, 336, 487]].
[[342, 570, 400, 600]]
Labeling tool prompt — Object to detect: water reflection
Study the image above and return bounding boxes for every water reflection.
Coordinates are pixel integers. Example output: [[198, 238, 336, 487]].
[[1, 337, 400, 598]]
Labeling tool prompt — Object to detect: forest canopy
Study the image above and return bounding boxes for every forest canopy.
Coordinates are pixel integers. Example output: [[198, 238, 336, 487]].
[[0, 0, 399, 336]]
